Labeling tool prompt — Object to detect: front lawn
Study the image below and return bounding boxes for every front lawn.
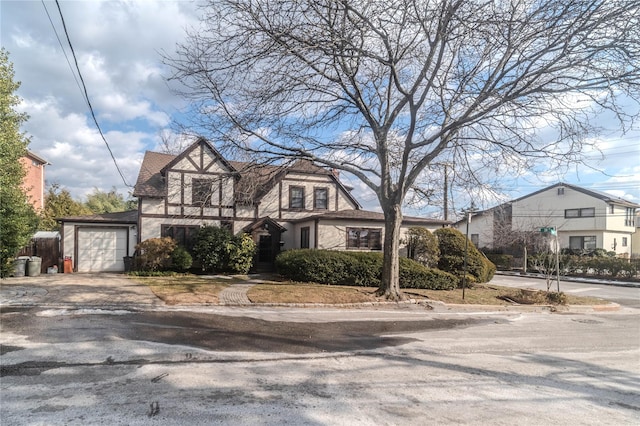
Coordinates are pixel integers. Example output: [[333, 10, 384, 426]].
[[131, 274, 606, 306]]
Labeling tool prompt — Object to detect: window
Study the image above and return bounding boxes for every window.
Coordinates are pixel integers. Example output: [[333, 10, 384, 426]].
[[300, 227, 310, 249], [347, 228, 382, 250], [626, 208, 635, 226], [289, 186, 305, 209], [557, 187, 564, 195], [565, 207, 595, 218], [314, 188, 328, 210], [220, 221, 233, 232], [569, 236, 596, 250], [192, 179, 213, 206], [162, 225, 200, 252], [622, 237, 628, 247], [610, 205, 615, 214]]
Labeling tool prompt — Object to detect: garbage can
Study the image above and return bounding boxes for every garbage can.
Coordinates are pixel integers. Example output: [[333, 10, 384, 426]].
[[123, 256, 133, 273], [27, 256, 42, 277], [64, 256, 73, 273], [12, 257, 29, 277]]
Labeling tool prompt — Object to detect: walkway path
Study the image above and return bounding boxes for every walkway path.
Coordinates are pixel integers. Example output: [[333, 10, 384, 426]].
[[218, 283, 255, 305]]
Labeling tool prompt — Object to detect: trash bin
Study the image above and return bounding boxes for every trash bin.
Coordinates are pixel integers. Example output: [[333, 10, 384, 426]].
[[27, 256, 42, 277], [64, 256, 73, 273], [123, 256, 133, 273], [12, 257, 29, 277]]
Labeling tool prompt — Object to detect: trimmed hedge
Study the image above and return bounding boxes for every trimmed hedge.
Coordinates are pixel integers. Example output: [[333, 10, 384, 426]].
[[275, 249, 457, 290]]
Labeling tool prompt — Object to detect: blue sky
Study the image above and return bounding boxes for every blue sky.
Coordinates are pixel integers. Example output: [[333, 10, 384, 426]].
[[2, 0, 638, 219]]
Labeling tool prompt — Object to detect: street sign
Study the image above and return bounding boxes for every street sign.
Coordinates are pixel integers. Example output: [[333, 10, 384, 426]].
[[539, 227, 557, 235]]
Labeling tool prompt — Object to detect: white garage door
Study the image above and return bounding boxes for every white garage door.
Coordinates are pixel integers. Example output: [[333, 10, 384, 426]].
[[77, 228, 128, 272]]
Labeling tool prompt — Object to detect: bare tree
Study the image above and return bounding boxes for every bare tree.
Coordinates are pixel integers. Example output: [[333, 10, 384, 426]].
[[165, 0, 640, 300]]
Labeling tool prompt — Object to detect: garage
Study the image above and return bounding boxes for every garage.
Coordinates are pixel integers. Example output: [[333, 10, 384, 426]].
[[77, 228, 128, 272], [58, 210, 138, 273]]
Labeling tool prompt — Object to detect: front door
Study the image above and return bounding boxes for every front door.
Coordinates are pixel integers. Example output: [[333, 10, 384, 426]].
[[258, 235, 273, 263]]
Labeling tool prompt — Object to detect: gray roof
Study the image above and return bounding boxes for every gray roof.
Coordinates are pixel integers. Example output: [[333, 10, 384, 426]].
[[291, 209, 450, 226], [58, 210, 138, 224], [132, 138, 361, 208]]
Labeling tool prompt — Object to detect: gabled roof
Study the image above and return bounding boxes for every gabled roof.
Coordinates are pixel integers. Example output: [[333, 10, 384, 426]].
[[242, 217, 288, 233], [452, 181, 640, 226], [25, 150, 50, 165], [290, 209, 450, 226], [160, 137, 237, 175], [133, 151, 175, 197], [132, 138, 361, 208], [513, 182, 639, 208], [58, 210, 138, 224]]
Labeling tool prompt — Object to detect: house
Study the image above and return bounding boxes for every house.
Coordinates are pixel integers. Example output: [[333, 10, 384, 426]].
[[20, 150, 49, 210], [59, 138, 449, 272], [455, 182, 639, 258]]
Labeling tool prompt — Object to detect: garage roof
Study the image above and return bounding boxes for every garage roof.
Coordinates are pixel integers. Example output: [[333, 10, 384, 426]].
[[58, 210, 138, 224]]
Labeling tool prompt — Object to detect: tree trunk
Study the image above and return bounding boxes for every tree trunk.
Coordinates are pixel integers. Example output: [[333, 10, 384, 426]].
[[377, 203, 406, 301]]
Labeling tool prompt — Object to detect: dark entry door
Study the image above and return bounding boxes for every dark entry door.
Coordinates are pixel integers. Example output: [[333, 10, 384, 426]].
[[258, 235, 273, 263]]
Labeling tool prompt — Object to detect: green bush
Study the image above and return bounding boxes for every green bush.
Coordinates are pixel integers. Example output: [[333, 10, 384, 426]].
[[404, 227, 440, 268], [399, 257, 457, 290], [194, 226, 256, 273], [434, 228, 495, 284], [483, 253, 513, 271], [171, 246, 193, 272], [135, 237, 177, 272], [227, 233, 256, 274], [275, 249, 457, 290]]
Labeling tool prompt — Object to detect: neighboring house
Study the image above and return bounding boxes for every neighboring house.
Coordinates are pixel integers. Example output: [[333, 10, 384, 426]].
[[455, 182, 639, 258], [632, 211, 640, 259], [59, 138, 449, 272], [20, 150, 49, 210]]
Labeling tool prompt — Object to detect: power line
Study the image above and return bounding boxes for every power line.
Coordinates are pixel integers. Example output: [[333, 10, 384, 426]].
[[53, 0, 132, 188], [41, 0, 84, 100]]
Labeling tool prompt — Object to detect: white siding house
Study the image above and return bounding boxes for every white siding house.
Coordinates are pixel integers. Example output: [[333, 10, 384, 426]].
[[455, 183, 638, 257]]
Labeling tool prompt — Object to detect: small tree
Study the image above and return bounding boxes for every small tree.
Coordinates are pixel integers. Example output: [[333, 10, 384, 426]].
[[84, 187, 134, 214], [41, 184, 92, 231], [405, 227, 440, 268]]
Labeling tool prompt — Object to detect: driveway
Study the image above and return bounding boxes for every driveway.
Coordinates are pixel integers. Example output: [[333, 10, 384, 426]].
[[0, 273, 163, 308]]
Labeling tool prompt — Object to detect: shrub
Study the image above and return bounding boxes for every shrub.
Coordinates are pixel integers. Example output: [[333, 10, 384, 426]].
[[404, 227, 440, 268], [194, 225, 256, 273], [275, 249, 457, 290], [399, 257, 457, 290], [483, 253, 513, 271], [227, 233, 256, 274], [434, 228, 495, 284], [171, 246, 193, 272], [135, 237, 177, 272]]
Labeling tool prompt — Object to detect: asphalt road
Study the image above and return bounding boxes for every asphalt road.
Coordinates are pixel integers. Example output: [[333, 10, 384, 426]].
[[490, 273, 640, 308], [1, 274, 639, 425]]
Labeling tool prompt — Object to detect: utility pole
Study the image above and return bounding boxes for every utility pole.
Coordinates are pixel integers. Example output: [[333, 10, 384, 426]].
[[443, 164, 448, 221]]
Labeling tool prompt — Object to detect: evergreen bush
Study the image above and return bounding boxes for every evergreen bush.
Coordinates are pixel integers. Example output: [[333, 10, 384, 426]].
[[434, 228, 495, 284]]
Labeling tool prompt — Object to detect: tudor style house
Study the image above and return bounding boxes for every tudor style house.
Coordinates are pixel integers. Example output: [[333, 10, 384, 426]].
[[454, 182, 639, 258], [59, 138, 448, 272]]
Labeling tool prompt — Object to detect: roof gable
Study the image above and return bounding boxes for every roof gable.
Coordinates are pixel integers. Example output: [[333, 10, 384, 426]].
[[514, 182, 639, 208], [161, 137, 236, 175]]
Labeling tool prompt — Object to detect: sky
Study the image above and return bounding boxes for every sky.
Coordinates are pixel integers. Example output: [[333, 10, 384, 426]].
[[2, 0, 639, 219]]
